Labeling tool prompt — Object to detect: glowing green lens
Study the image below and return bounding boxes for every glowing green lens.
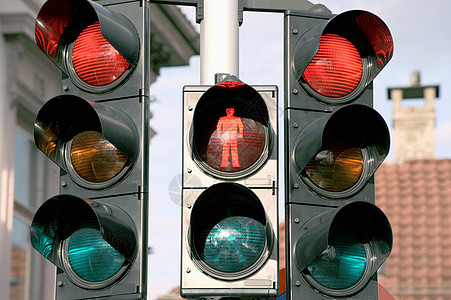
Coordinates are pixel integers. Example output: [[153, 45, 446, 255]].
[[68, 228, 125, 282], [202, 216, 265, 272], [307, 229, 367, 290]]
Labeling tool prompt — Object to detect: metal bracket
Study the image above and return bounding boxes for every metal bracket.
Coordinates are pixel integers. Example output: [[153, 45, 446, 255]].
[[238, 1, 331, 24], [214, 73, 231, 84], [148, 0, 204, 23], [148, 0, 330, 24]]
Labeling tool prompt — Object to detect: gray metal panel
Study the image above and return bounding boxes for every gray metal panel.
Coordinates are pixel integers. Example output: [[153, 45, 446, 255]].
[[181, 83, 279, 299]]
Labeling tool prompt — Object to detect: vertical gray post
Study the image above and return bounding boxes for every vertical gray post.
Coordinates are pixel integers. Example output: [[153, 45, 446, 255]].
[[200, 0, 239, 84]]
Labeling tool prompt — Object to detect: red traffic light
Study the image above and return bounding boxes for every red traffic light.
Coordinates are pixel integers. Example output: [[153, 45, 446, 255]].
[[71, 21, 130, 87], [35, 0, 139, 92], [31, 0, 150, 298], [301, 33, 363, 99], [293, 10, 393, 103], [181, 80, 278, 298], [285, 9, 394, 300], [190, 79, 274, 179]]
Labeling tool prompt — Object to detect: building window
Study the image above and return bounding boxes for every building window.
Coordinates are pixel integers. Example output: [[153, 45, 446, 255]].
[[10, 216, 30, 300], [10, 124, 56, 300]]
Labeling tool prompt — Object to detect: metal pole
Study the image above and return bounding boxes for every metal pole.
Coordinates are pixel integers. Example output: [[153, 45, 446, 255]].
[[200, 0, 239, 84]]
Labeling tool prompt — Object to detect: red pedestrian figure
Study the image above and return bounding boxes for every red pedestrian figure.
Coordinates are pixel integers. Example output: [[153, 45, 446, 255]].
[[216, 107, 244, 168]]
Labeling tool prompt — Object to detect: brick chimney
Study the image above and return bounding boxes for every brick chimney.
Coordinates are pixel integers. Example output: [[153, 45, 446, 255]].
[[387, 71, 440, 161]]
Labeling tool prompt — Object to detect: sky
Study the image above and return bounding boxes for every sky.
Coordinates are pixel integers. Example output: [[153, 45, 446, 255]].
[[147, 1, 451, 298]]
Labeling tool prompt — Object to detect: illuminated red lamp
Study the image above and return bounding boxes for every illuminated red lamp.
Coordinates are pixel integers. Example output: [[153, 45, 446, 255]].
[[71, 21, 130, 88], [35, 0, 139, 93], [191, 80, 273, 179], [294, 10, 394, 104], [302, 33, 363, 99]]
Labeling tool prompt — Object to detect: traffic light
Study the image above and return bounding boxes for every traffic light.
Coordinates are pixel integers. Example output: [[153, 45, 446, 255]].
[[30, 0, 150, 299], [284, 9, 393, 299], [181, 76, 279, 299]]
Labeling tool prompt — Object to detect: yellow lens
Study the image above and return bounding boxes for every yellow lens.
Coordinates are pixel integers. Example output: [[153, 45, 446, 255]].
[[41, 125, 58, 158], [304, 140, 363, 193], [70, 131, 127, 183]]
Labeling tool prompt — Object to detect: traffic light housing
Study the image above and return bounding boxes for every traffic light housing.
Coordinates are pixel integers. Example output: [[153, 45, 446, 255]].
[[30, 0, 150, 299], [181, 77, 279, 299], [34, 0, 141, 96], [284, 9, 393, 299]]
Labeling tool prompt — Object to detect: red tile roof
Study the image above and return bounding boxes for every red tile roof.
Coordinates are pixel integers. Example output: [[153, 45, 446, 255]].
[[376, 159, 451, 299]]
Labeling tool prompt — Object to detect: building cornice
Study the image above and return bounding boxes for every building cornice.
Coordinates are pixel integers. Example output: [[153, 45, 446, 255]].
[[0, 12, 35, 41]]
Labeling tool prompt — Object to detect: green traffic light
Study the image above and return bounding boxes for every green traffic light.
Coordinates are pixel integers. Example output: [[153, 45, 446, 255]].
[[67, 228, 125, 283], [29, 195, 139, 291], [189, 182, 272, 280], [202, 216, 265, 273], [30, 222, 55, 259], [306, 227, 367, 290]]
